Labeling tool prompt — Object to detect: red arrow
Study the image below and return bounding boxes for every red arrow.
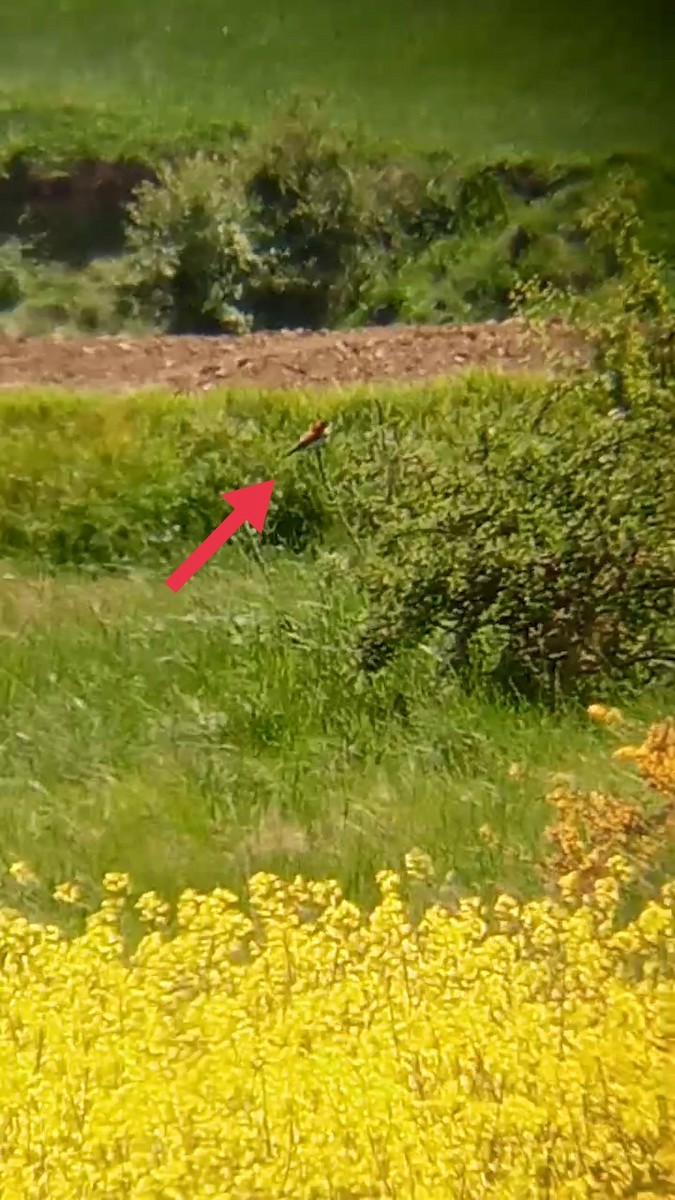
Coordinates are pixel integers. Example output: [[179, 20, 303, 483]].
[[165, 480, 275, 593]]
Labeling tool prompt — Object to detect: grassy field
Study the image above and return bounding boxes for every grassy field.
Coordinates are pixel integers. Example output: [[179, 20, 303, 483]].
[[0, 380, 673, 1199], [2, 0, 673, 160], [0, 0, 672, 918], [1, 374, 673, 924], [3, 552, 670, 919]]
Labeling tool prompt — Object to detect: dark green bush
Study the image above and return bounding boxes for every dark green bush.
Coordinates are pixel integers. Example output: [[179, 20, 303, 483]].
[[121, 106, 378, 333], [358, 393, 674, 700], [349, 170, 621, 328], [0, 238, 24, 310], [121, 154, 265, 333], [357, 195, 675, 703], [119, 103, 650, 335], [239, 107, 376, 329], [0, 236, 148, 335]]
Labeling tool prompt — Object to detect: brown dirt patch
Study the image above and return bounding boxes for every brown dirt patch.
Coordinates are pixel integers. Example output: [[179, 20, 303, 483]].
[[0, 320, 587, 394]]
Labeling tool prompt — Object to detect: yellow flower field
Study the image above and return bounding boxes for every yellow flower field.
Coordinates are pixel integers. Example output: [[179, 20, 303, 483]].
[[0, 717, 673, 1198], [0, 862, 672, 1198]]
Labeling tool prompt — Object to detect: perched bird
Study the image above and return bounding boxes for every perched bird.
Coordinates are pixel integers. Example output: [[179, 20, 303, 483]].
[[285, 419, 330, 456]]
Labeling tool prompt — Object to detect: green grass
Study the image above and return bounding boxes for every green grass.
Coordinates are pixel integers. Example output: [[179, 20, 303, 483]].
[[0, 374, 550, 568], [2, 0, 673, 162], [1, 556, 668, 924], [1, 376, 673, 922]]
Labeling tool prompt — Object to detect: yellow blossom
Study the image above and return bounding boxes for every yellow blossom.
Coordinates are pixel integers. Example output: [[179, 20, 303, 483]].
[[0, 718, 671, 1196], [605, 853, 636, 882], [135, 890, 171, 927], [558, 870, 582, 897], [0, 865, 669, 1196], [404, 847, 435, 882], [587, 702, 624, 725], [614, 718, 675, 799], [478, 822, 499, 847], [0, 864, 672, 1197], [102, 871, 132, 897], [7, 860, 37, 885], [53, 881, 83, 905]]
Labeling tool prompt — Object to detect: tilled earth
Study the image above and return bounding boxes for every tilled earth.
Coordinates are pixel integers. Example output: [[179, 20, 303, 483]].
[[0, 320, 587, 392]]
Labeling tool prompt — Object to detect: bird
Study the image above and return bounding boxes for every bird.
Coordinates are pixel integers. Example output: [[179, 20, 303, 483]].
[[285, 419, 331, 457]]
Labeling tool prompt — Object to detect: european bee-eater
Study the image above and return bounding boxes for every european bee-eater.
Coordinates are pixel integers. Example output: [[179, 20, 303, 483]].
[[286, 419, 330, 456]]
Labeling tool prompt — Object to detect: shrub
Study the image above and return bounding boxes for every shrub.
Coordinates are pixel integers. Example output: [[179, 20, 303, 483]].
[[120, 105, 653, 335], [350, 230, 518, 326], [357, 190, 675, 702], [1, 238, 131, 335], [122, 104, 378, 332], [0, 237, 24, 310], [239, 103, 377, 329], [349, 170, 623, 329], [122, 153, 265, 333]]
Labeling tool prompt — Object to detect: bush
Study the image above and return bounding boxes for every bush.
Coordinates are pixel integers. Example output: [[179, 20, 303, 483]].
[[350, 231, 518, 326], [122, 104, 378, 333], [120, 104, 655, 335], [349, 170, 620, 329], [121, 154, 265, 334], [239, 104, 376, 329], [0, 237, 145, 335], [358, 192, 675, 702], [0, 238, 24, 310]]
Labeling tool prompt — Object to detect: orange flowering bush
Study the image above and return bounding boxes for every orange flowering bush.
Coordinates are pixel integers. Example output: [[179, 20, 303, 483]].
[[614, 717, 675, 802], [542, 786, 660, 892], [540, 715, 675, 895]]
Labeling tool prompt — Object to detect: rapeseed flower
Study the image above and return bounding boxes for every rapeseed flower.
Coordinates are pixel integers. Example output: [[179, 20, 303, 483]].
[[0, 861, 671, 1198], [0, 720, 672, 1197], [7, 859, 37, 885], [52, 880, 83, 905]]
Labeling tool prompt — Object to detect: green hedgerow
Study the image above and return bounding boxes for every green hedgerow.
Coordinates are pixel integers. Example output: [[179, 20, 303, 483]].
[[358, 187, 675, 703]]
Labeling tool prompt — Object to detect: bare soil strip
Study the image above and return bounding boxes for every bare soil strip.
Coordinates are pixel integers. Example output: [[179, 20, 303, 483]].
[[0, 321, 587, 393]]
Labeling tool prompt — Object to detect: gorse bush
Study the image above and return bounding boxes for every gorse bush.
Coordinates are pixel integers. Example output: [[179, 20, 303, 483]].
[[539, 710, 675, 897], [358, 192, 675, 703]]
